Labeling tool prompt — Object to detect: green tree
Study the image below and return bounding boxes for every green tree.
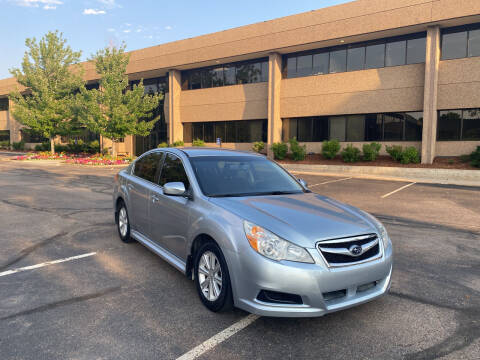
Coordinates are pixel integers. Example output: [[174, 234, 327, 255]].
[[9, 31, 84, 154], [76, 45, 162, 157]]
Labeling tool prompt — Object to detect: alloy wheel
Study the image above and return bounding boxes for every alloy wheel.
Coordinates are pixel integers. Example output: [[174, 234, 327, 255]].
[[197, 251, 223, 301], [118, 207, 128, 237]]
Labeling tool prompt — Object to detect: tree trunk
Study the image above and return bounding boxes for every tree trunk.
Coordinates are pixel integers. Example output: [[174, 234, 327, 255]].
[[50, 137, 55, 155], [112, 140, 116, 159]]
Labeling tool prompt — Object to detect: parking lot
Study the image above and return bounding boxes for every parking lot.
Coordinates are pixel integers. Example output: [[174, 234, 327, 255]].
[[0, 157, 479, 360]]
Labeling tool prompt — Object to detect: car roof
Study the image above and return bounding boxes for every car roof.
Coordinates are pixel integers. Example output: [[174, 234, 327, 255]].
[[177, 147, 264, 158]]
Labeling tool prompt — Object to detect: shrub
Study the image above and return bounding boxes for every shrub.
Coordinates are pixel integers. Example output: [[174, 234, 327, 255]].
[[54, 143, 67, 153], [400, 146, 420, 164], [34, 142, 50, 152], [271, 142, 288, 160], [88, 140, 100, 154], [459, 154, 471, 163], [157, 142, 169, 148], [172, 140, 184, 147], [252, 141, 265, 153], [322, 139, 341, 159], [362, 142, 382, 161], [12, 141, 25, 151], [470, 146, 480, 168], [0, 140, 10, 149], [386, 145, 403, 162], [288, 138, 306, 161], [66, 139, 86, 153], [341, 144, 361, 163], [192, 139, 206, 147]]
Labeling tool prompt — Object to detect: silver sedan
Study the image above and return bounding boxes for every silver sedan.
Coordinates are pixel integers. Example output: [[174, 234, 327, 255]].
[[113, 148, 392, 317]]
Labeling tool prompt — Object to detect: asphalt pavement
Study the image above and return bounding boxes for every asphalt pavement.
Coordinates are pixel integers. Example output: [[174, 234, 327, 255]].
[[0, 157, 479, 359]]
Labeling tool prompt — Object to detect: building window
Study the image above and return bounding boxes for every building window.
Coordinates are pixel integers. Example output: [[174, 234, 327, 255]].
[[20, 129, 49, 143], [0, 130, 10, 142], [386, 40, 406, 67], [366, 43, 385, 69], [284, 32, 426, 78], [329, 49, 347, 74], [406, 37, 426, 64], [0, 98, 8, 111], [132, 76, 169, 156], [283, 112, 423, 142], [182, 59, 268, 90], [438, 109, 480, 141], [85, 82, 99, 91], [347, 45, 365, 72], [441, 23, 480, 60], [183, 120, 267, 143]]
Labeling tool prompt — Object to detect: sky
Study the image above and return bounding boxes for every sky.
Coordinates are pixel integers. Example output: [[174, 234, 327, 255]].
[[0, 0, 351, 79]]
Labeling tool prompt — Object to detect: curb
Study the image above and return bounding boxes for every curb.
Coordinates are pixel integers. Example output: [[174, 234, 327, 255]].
[[282, 164, 480, 187]]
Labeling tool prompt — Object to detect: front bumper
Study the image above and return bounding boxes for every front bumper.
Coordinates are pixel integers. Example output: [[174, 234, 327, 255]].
[[228, 242, 393, 317]]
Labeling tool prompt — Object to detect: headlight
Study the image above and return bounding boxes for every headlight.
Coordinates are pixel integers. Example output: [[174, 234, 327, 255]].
[[359, 210, 390, 248], [243, 221, 314, 263], [376, 219, 390, 248]]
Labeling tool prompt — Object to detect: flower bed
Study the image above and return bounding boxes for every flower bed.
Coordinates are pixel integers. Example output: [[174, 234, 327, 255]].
[[16, 152, 131, 165]]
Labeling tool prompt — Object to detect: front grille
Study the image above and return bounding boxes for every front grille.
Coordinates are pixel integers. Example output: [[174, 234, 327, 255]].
[[317, 234, 381, 267]]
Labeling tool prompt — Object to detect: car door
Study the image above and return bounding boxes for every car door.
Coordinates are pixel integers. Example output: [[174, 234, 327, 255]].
[[128, 152, 163, 235], [149, 152, 191, 261]]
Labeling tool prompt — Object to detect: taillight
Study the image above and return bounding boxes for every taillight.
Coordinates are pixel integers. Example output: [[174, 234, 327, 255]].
[[114, 173, 119, 182]]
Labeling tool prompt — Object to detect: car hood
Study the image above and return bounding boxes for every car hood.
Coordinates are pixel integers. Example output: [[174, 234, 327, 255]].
[[210, 192, 377, 248]]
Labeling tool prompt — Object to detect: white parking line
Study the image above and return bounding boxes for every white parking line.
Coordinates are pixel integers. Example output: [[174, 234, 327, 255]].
[[0, 252, 97, 278], [309, 177, 352, 187], [176, 314, 260, 360], [381, 182, 416, 199]]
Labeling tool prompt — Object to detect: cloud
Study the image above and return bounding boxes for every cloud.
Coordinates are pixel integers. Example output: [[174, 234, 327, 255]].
[[98, 0, 120, 8], [107, 28, 115, 32], [83, 8, 106, 15], [10, 0, 62, 8], [165, 25, 173, 30], [123, 29, 131, 33]]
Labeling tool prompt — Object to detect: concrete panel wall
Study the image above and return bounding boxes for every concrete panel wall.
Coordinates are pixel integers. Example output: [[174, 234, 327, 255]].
[[438, 57, 480, 109], [180, 83, 268, 122], [436, 141, 480, 156], [0, 111, 7, 130], [280, 64, 425, 118]]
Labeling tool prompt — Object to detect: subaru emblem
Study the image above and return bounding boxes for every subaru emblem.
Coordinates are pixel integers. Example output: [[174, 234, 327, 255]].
[[349, 245, 363, 256]]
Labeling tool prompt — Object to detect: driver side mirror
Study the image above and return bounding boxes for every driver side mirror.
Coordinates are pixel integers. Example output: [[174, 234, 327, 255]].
[[163, 182, 187, 196], [298, 178, 308, 189]]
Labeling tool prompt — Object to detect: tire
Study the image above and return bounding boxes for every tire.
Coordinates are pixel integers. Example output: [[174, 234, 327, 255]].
[[116, 201, 134, 243], [194, 241, 233, 312]]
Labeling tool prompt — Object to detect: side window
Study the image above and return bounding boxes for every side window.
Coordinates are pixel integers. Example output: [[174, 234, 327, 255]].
[[134, 153, 163, 183], [159, 154, 190, 189]]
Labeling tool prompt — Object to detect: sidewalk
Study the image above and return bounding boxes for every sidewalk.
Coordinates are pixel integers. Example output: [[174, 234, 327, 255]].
[[282, 163, 480, 187]]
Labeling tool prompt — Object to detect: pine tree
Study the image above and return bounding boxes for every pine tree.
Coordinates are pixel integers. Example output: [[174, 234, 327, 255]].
[[76, 45, 162, 158], [9, 31, 84, 154]]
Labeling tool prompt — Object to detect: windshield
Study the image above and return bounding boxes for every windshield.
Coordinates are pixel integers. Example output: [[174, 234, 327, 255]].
[[189, 156, 306, 197]]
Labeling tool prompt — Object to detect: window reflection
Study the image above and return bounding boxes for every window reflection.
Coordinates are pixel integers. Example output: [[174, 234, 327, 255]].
[[284, 112, 423, 142], [183, 120, 268, 143], [438, 109, 480, 141], [284, 32, 426, 78], [182, 59, 269, 90]]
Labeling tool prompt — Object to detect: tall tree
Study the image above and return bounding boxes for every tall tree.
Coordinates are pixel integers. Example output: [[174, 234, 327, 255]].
[[9, 31, 84, 154], [76, 45, 162, 157]]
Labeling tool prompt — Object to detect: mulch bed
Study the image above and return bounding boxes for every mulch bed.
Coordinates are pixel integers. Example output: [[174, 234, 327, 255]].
[[279, 155, 478, 170]]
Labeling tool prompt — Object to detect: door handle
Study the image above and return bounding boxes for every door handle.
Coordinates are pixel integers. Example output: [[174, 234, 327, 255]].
[[151, 194, 160, 203]]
